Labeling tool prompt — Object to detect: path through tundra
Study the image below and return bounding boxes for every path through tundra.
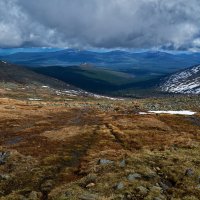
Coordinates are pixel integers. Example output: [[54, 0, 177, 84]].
[[0, 97, 200, 199]]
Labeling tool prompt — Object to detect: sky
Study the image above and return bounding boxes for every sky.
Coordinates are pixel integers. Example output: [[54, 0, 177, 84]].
[[0, 0, 200, 51]]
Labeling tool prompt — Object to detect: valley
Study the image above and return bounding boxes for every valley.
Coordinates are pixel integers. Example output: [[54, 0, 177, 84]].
[[1, 50, 200, 96], [32, 65, 161, 95]]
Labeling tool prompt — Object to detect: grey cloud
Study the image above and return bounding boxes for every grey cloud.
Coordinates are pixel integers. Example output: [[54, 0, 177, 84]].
[[0, 0, 200, 50]]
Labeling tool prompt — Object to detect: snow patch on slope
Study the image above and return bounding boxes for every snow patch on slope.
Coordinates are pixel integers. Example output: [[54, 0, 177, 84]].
[[40, 86, 123, 100], [161, 65, 200, 94], [0, 61, 7, 64], [139, 110, 196, 115]]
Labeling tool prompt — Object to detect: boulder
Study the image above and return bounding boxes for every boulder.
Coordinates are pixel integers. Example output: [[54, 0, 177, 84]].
[[98, 159, 114, 165], [114, 182, 124, 190], [127, 173, 142, 181], [185, 168, 194, 176], [119, 159, 126, 168], [136, 186, 148, 196], [0, 152, 9, 165]]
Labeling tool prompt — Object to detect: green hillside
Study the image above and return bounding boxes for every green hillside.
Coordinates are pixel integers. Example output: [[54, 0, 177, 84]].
[[33, 65, 161, 94]]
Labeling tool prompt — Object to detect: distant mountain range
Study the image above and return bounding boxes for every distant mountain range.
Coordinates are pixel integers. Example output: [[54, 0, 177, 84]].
[[160, 65, 200, 94], [1, 48, 200, 96], [1, 59, 200, 96], [1, 49, 200, 75]]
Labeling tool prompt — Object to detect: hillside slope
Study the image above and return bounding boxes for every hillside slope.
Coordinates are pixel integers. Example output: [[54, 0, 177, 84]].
[[160, 65, 200, 94], [0, 61, 74, 90]]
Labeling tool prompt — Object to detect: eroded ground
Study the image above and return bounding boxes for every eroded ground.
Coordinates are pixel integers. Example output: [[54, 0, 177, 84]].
[[0, 85, 200, 200]]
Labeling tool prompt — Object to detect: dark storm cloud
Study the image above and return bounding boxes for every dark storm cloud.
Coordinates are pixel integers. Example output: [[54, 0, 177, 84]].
[[0, 0, 200, 50]]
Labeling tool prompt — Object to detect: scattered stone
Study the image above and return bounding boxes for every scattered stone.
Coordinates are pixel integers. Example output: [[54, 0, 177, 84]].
[[79, 193, 99, 200], [0, 152, 9, 165], [29, 191, 42, 200], [98, 159, 114, 165], [185, 168, 194, 176], [114, 182, 124, 190], [86, 183, 95, 188], [119, 159, 126, 167], [151, 186, 162, 192], [153, 195, 166, 200], [155, 167, 161, 171], [127, 173, 142, 181], [160, 182, 170, 191], [125, 193, 133, 200], [136, 186, 148, 196], [0, 174, 10, 180]]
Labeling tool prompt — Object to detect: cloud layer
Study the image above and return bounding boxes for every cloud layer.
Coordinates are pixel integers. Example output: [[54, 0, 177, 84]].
[[0, 0, 200, 50]]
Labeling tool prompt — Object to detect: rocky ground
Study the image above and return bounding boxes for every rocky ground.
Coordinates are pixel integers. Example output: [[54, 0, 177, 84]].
[[0, 83, 200, 200]]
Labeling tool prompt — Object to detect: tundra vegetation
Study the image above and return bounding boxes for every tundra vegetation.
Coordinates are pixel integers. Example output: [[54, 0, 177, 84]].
[[0, 83, 200, 200]]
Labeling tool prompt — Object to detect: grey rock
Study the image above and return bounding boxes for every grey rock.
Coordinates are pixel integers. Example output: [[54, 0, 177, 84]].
[[185, 168, 194, 176], [79, 193, 98, 200], [0, 152, 9, 165], [114, 182, 124, 190], [119, 159, 126, 167], [98, 159, 114, 165], [136, 186, 148, 196], [125, 194, 132, 200], [127, 173, 142, 181], [151, 186, 162, 192], [86, 183, 95, 188], [160, 182, 169, 191], [0, 174, 10, 180]]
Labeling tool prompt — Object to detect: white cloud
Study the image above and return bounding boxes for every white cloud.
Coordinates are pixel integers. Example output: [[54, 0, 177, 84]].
[[0, 0, 200, 49]]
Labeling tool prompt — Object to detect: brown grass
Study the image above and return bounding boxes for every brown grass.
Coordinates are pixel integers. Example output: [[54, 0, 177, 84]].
[[0, 86, 200, 199]]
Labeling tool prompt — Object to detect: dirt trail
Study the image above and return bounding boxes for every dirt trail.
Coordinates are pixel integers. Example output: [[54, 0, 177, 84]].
[[0, 106, 104, 199], [38, 110, 102, 200]]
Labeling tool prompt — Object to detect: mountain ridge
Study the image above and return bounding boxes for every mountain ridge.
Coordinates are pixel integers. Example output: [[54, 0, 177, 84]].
[[0, 60, 75, 90], [160, 64, 200, 94], [1, 49, 200, 75]]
